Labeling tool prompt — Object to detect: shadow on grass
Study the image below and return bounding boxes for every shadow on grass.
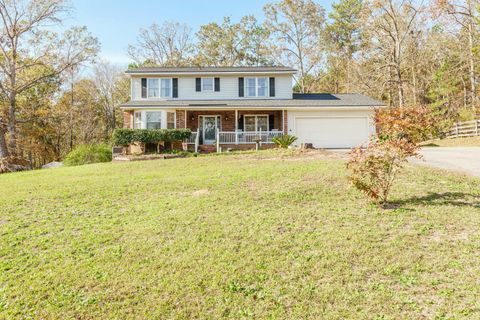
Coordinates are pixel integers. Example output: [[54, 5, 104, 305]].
[[420, 143, 439, 147], [391, 192, 480, 208]]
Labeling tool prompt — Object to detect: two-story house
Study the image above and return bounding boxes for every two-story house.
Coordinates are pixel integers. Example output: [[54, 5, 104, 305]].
[[120, 66, 384, 151]]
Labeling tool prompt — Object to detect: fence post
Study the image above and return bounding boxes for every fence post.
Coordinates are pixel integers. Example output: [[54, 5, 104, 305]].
[[455, 122, 459, 137], [476, 120, 479, 136]]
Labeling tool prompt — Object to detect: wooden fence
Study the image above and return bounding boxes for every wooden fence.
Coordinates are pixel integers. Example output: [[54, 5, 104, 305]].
[[447, 120, 480, 138]]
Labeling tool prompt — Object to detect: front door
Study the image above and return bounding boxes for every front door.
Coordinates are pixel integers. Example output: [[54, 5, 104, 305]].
[[202, 116, 217, 144]]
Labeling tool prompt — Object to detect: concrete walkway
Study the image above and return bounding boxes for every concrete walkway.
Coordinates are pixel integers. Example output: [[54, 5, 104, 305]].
[[413, 147, 480, 177]]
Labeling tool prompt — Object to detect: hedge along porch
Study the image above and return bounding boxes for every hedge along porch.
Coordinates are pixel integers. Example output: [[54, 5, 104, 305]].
[[124, 109, 287, 152]]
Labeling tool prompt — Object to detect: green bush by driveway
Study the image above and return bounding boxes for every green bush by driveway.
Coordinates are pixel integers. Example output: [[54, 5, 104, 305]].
[[1, 150, 479, 319]]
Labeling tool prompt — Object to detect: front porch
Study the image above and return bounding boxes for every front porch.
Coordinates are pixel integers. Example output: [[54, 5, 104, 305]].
[[177, 110, 287, 152]]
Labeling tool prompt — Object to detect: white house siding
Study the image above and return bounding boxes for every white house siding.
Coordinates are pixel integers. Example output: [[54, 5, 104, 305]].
[[130, 74, 292, 101], [287, 109, 376, 148]]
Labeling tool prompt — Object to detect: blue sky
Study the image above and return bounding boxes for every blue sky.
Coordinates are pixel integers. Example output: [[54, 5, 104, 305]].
[[67, 0, 336, 67]]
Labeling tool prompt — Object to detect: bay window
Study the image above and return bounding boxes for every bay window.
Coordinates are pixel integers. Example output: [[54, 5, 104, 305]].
[[133, 111, 142, 129], [167, 112, 175, 129], [146, 112, 162, 129], [245, 77, 269, 97], [244, 115, 269, 132]]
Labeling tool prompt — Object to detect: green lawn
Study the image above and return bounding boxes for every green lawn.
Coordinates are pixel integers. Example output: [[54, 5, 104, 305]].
[[1, 150, 480, 319], [421, 136, 480, 147]]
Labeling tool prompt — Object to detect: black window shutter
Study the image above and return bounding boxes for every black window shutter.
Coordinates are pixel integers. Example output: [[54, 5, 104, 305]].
[[269, 114, 274, 130], [172, 78, 178, 98], [269, 77, 275, 97], [238, 115, 244, 131], [141, 78, 147, 98], [238, 78, 244, 97], [214, 77, 220, 92], [196, 78, 201, 92]]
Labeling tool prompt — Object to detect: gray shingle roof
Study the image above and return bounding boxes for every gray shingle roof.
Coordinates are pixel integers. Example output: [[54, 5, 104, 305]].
[[120, 93, 385, 109], [125, 66, 298, 74]]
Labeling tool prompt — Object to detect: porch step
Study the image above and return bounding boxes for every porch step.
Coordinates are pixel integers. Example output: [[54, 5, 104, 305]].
[[198, 145, 217, 153]]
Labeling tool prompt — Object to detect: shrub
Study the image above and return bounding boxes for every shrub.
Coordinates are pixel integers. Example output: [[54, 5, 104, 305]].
[[112, 129, 192, 147], [64, 144, 112, 166], [272, 135, 298, 148], [347, 138, 419, 206], [347, 106, 435, 207], [374, 106, 438, 143]]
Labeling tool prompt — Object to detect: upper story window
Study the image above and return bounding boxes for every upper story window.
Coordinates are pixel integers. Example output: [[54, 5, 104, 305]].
[[245, 77, 268, 97], [147, 78, 172, 98], [202, 78, 214, 91]]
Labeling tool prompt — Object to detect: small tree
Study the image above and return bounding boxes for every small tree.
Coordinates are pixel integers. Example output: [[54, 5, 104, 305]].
[[347, 138, 419, 206], [347, 106, 437, 206]]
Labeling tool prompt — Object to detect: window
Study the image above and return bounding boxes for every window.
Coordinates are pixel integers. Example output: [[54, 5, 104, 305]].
[[245, 77, 268, 97], [134, 111, 142, 129], [246, 78, 257, 97], [146, 112, 162, 129], [147, 78, 172, 98], [147, 79, 159, 98], [257, 78, 268, 97], [244, 115, 269, 132], [161, 78, 172, 97], [167, 112, 175, 129], [202, 78, 214, 91]]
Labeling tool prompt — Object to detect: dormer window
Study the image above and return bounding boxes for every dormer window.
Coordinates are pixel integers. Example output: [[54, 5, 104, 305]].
[[147, 78, 172, 98], [202, 78, 214, 91], [245, 77, 269, 97]]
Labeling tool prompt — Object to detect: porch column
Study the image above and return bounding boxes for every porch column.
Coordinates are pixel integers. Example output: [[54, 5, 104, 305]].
[[282, 110, 285, 134], [184, 110, 187, 129], [235, 109, 239, 145]]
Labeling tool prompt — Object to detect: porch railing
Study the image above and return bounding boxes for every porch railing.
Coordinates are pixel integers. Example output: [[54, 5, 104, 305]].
[[218, 130, 283, 144], [186, 129, 200, 153]]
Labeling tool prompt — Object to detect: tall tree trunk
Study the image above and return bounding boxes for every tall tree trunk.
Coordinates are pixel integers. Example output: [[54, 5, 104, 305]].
[[468, 19, 476, 108], [7, 94, 17, 156], [0, 126, 9, 158]]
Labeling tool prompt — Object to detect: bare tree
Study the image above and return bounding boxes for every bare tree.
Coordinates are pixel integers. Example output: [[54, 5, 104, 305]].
[[127, 21, 194, 66], [0, 0, 99, 158], [434, 0, 479, 109], [92, 60, 129, 139], [264, 0, 326, 93], [366, 0, 423, 107]]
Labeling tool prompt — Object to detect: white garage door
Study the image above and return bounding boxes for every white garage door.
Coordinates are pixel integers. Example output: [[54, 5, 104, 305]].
[[295, 117, 370, 148]]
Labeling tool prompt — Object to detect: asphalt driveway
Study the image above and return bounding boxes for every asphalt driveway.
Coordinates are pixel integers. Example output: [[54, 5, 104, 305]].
[[413, 147, 480, 177]]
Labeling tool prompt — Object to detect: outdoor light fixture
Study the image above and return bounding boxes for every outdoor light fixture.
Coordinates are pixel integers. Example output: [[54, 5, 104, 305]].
[[225, 115, 229, 121], [191, 115, 195, 121]]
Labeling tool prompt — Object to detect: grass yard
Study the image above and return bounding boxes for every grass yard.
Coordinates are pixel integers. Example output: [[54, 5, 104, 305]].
[[422, 136, 480, 147], [1, 150, 480, 319]]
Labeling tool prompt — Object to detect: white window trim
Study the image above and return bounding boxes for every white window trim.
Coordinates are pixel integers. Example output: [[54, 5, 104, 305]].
[[146, 78, 173, 99], [201, 77, 215, 92], [244, 77, 269, 98], [243, 114, 269, 132]]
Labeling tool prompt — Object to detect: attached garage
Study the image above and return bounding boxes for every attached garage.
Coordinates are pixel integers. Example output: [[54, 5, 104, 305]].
[[288, 110, 376, 149]]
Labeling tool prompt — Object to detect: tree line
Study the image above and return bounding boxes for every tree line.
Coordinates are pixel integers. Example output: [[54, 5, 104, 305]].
[[1, 0, 479, 167]]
